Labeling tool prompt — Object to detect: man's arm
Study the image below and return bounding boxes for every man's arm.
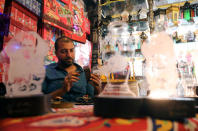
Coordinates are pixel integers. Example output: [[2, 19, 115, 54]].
[[49, 87, 67, 99], [42, 77, 64, 98], [51, 72, 80, 99]]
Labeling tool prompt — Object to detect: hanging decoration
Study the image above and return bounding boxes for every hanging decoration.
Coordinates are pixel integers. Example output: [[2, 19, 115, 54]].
[[71, 0, 86, 43], [0, 0, 5, 14], [121, 10, 129, 22], [183, 2, 191, 21], [43, 0, 73, 38], [138, 8, 148, 20], [166, 6, 180, 25]]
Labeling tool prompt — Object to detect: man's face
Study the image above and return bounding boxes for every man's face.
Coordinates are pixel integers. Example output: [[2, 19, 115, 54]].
[[55, 41, 75, 67]]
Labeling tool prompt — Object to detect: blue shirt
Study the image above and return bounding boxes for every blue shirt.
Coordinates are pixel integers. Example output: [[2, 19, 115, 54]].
[[42, 63, 94, 102]]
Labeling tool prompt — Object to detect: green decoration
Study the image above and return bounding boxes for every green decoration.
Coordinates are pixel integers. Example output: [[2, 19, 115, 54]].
[[184, 9, 190, 21]]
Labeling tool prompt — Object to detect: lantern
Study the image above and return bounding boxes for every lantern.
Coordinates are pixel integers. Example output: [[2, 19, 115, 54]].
[[154, 8, 166, 23], [138, 8, 148, 20], [130, 10, 138, 21], [121, 10, 129, 22], [166, 6, 180, 24], [182, 2, 191, 21]]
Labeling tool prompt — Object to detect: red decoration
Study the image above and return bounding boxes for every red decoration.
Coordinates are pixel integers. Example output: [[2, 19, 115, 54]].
[[3, 1, 38, 44], [72, 4, 86, 43], [43, 0, 89, 43], [43, 0, 73, 36], [43, 24, 61, 62], [191, 9, 195, 17], [83, 17, 90, 35], [72, 32, 86, 43], [0, 0, 5, 13], [61, 0, 70, 5]]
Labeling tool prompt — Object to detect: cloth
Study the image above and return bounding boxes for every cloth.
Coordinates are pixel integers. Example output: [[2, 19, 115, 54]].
[[0, 105, 198, 131], [42, 63, 94, 102]]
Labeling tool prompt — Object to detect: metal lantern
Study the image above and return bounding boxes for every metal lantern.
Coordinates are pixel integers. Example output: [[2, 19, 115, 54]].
[[166, 6, 180, 25]]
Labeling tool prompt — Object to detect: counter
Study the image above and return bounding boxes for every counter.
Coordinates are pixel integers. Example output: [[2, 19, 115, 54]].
[[0, 105, 198, 131]]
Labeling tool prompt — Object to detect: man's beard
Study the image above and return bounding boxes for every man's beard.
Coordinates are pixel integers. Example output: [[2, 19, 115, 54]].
[[59, 58, 74, 68]]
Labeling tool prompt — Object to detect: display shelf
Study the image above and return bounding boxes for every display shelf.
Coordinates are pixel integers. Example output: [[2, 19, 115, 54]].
[[101, 79, 136, 83], [174, 41, 198, 45], [174, 41, 198, 51]]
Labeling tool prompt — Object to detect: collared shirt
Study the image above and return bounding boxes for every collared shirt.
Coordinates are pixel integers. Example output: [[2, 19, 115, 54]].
[[42, 63, 94, 102]]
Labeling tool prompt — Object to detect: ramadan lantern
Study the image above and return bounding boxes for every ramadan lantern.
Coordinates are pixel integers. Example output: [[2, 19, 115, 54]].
[[166, 6, 180, 25]]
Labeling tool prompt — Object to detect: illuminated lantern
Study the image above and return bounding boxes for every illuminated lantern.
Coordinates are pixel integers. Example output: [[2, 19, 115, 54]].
[[121, 10, 129, 22]]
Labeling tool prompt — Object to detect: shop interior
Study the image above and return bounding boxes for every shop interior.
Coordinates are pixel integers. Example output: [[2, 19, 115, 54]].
[[1, 0, 198, 130]]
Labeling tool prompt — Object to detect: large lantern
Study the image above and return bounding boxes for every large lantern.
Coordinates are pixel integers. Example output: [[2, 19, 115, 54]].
[[166, 6, 180, 25]]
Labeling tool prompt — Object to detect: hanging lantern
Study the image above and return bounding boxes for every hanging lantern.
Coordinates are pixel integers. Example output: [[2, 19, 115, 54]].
[[166, 6, 180, 25], [130, 10, 138, 21], [154, 8, 166, 23], [121, 10, 129, 22], [191, 6, 195, 18], [191, 3, 198, 17], [182, 2, 191, 21], [196, 4, 198, 17], [138, 8, 148, 20]]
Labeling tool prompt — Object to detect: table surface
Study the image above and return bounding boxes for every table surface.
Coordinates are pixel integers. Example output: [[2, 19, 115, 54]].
[[0, 105, 198, 131]]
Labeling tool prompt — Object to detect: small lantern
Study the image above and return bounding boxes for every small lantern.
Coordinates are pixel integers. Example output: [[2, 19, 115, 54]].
[[130, 10, 138, 21], [121, 10, 129, 22]]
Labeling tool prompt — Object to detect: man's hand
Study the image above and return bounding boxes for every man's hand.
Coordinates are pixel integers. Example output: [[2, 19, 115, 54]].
[[89, 74, 101, 94], [50, 71, 80, 99], [63, 71, 80, 93]]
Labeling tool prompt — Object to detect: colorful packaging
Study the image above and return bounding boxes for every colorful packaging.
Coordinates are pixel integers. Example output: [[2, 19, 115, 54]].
[[17, 10, 23, 24], [10, 7, 16, 20], [9, 24, 15, 37], [0, 0, 5, 13], [32, 19, 37, 31], [23, 15, 27, 27]]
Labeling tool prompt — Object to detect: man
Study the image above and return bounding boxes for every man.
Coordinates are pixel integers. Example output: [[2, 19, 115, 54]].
[[42, 36, 101, 102]]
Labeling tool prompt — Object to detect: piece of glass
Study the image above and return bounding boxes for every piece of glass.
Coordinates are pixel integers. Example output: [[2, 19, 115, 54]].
[[0, 31, 49, 96], [97, 21, 137, 97]]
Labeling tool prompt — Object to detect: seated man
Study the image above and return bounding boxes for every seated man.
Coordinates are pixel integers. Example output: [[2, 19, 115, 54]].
[[42, 36, 101, 102]]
